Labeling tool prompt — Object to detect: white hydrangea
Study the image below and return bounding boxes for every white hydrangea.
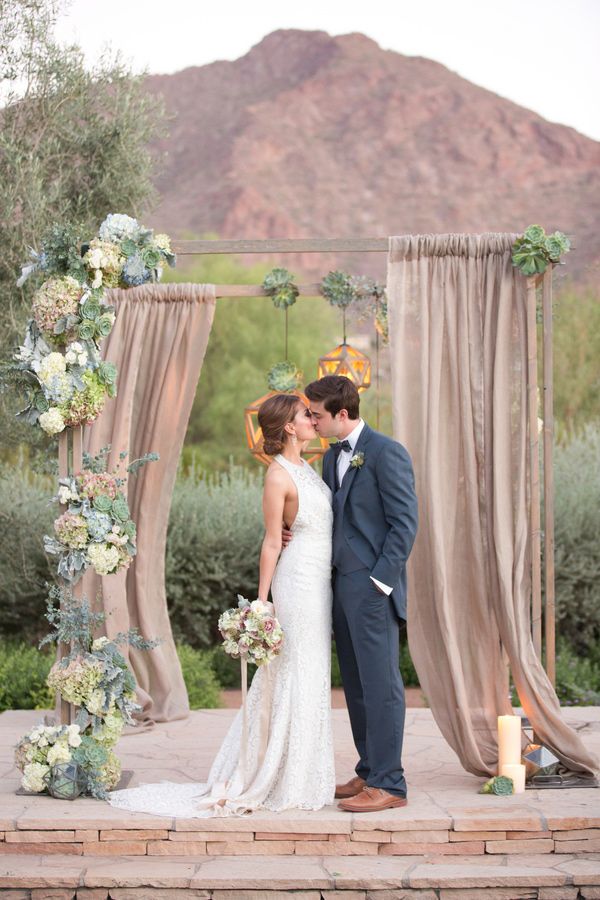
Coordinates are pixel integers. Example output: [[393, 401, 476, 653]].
[[86, 687, 106, 716], [67, 724, 82, 748], [250, 600, 266, 614], [47, 741, 72, 766], [65, 341, 88, 367], [154, 233, 171, 252], [57, 484, 77, 505], [38, 352, 67, 384], [39, 407, 65, 435], [87, 542, 120, 576], [91, 636, 110, 651], [22, 762, 50, 793], [98, 214, 140, 243], [44, 372, 74, 404]]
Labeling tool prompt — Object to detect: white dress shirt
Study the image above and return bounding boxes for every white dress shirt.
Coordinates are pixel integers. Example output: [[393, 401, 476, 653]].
[[336, 420, 393, 597]]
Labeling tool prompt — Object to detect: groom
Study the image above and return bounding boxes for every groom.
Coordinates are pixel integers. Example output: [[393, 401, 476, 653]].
[[304, 375, 418, 812]]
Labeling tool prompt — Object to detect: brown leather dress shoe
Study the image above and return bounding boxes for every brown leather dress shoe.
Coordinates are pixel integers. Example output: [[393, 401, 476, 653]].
[[334, 775, 366, 799], [338, 786, 408, 812]]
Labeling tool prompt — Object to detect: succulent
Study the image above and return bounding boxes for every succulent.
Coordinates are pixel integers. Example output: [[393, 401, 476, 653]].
[[81, 297, 101, 320], [262, 268, 299, 309], [111, 494, 130, 522], [321, 270, 359, 309], [512, 225, 571, 276], [479, 775, 515, 795], [267, 360, 302, 393]]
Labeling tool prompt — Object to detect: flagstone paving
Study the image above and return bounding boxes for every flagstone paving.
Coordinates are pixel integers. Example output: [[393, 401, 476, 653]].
[[1, 706, 599, 895]]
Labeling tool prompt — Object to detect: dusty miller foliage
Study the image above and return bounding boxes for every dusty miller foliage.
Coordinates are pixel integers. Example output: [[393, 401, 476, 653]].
[[82, 445, 160, 478], [40, 584, 160, 655], [0, 0, 166, 450]]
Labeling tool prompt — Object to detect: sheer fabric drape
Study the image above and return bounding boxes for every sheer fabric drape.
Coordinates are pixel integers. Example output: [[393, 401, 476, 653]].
[[387, 234, 598, 777], [83, 283, 216, 723]]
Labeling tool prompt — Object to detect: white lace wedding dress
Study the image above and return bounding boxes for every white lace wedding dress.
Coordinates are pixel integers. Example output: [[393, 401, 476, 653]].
[[108, 454, 335, 817]]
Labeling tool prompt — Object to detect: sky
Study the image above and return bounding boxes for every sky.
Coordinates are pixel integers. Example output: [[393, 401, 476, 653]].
[[54, 0, 600, 142]]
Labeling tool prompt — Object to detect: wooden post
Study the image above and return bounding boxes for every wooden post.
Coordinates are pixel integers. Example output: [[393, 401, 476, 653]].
[[56, 426, 84, 725], [542, 268, 556, 685], [526, 277, 543, 660], [57, 431, 71, 725]]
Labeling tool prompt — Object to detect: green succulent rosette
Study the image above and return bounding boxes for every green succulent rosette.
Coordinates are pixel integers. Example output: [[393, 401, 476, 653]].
[[92, 494, 113, 514], [263, 268, 299, 309], [111, 494, 130, 522], [96, 361, 118, 397], [34, 392, 50, 413], [81, 297, 102, 320], [321, 270, 359, 309], [77, 319, 96, 341], [267, 360, 303, 393], [479, 775, 515, 795], [96, 314, 114, 338], [512, 224, 571, 276]]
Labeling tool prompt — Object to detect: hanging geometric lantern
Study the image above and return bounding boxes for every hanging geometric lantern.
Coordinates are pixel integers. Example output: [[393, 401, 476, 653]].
[[244, 361, 328, 466], [319, 270, 372, 392], [318, 341, 372, 392]]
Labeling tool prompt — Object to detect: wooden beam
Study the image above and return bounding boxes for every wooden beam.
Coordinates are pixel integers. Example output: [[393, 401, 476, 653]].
[[527, 277, 543, 660], [542, 268, 556, 685], [172, 238, 389, 255], [215, 284, 323, 298]]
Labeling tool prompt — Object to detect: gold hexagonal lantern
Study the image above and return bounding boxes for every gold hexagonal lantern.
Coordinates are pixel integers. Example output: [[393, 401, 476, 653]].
[[318, 342, 372, 392], [244, 390, 329, 466]]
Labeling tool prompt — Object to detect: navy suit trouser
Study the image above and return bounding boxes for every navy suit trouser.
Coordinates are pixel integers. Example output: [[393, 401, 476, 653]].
[[333, 567, 407, 797]]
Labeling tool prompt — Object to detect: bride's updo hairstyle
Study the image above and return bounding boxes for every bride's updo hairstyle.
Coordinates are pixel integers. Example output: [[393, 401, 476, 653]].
[[258, 393, 302, 457]]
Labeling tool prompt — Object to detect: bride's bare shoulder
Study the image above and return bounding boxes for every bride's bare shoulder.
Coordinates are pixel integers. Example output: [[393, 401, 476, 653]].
[[264, 460, 294, 492]]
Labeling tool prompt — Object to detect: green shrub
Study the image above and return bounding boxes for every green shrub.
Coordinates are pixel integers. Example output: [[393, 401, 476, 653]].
[[208, 646, 257, 689], [512, 640, 600, 707], [0, 462, 55, 642], [176, 644, 222, 709], [0, 640, 223, 712], [553, 424, 600, 654], [166, 465, 264, 648], [0, 641, 54, 711]]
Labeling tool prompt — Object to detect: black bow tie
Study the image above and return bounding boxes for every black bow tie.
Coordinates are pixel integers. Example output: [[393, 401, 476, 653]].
[[330, 439, 352, 454]]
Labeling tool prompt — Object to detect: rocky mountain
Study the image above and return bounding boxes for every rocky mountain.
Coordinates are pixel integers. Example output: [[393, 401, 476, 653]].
[[145, 29, 600, 284]]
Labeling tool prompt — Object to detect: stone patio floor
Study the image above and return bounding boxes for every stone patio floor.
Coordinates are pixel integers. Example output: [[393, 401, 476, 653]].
[[1, 705, 599, 896]]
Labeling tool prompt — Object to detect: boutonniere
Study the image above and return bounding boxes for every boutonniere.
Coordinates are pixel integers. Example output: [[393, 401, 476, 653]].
[[350, 451, 365, 469]]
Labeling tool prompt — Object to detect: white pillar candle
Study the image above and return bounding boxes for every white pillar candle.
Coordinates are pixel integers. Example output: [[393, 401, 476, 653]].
[[497, 715, 522, 772], [501, 763, 526, 794]]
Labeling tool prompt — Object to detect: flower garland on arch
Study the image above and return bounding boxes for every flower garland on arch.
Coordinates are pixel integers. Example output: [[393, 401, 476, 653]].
[[11, 214, 175, 435], [44, 446, 158, 583]]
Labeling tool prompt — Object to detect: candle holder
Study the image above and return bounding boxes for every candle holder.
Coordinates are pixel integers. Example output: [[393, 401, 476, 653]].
[[43, 762, 87, 800], [520, 718, 598, 790]]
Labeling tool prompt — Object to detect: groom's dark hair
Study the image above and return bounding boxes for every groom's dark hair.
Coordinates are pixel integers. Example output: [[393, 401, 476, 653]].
[[305, 375, 360, 419]]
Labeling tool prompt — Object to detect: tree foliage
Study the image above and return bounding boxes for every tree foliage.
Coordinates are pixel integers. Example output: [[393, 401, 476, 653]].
[[0, 0, 165, 452]]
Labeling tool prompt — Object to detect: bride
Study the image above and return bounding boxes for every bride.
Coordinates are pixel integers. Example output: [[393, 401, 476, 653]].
[[108, 393, 335, 816]]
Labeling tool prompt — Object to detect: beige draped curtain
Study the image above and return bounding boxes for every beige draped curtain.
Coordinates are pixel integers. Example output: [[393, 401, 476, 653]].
[[83, 283, 216, 723], [387, 233, 598, 778]]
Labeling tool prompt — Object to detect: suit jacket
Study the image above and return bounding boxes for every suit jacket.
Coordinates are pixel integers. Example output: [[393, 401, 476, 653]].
[[323, 423, 418, 621]]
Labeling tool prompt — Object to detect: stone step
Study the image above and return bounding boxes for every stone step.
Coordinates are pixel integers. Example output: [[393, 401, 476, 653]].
[[1, 851, 600, 897]]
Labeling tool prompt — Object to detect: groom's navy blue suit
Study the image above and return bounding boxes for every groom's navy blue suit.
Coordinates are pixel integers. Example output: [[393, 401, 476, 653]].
[[322, 423, 418, 797]]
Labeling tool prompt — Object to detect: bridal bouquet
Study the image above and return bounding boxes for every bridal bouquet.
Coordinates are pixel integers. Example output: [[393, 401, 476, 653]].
[[218, 595, 283, 666]]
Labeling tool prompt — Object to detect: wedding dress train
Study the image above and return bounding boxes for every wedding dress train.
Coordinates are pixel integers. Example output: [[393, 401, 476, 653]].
[[108, 454, 335, 816]]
